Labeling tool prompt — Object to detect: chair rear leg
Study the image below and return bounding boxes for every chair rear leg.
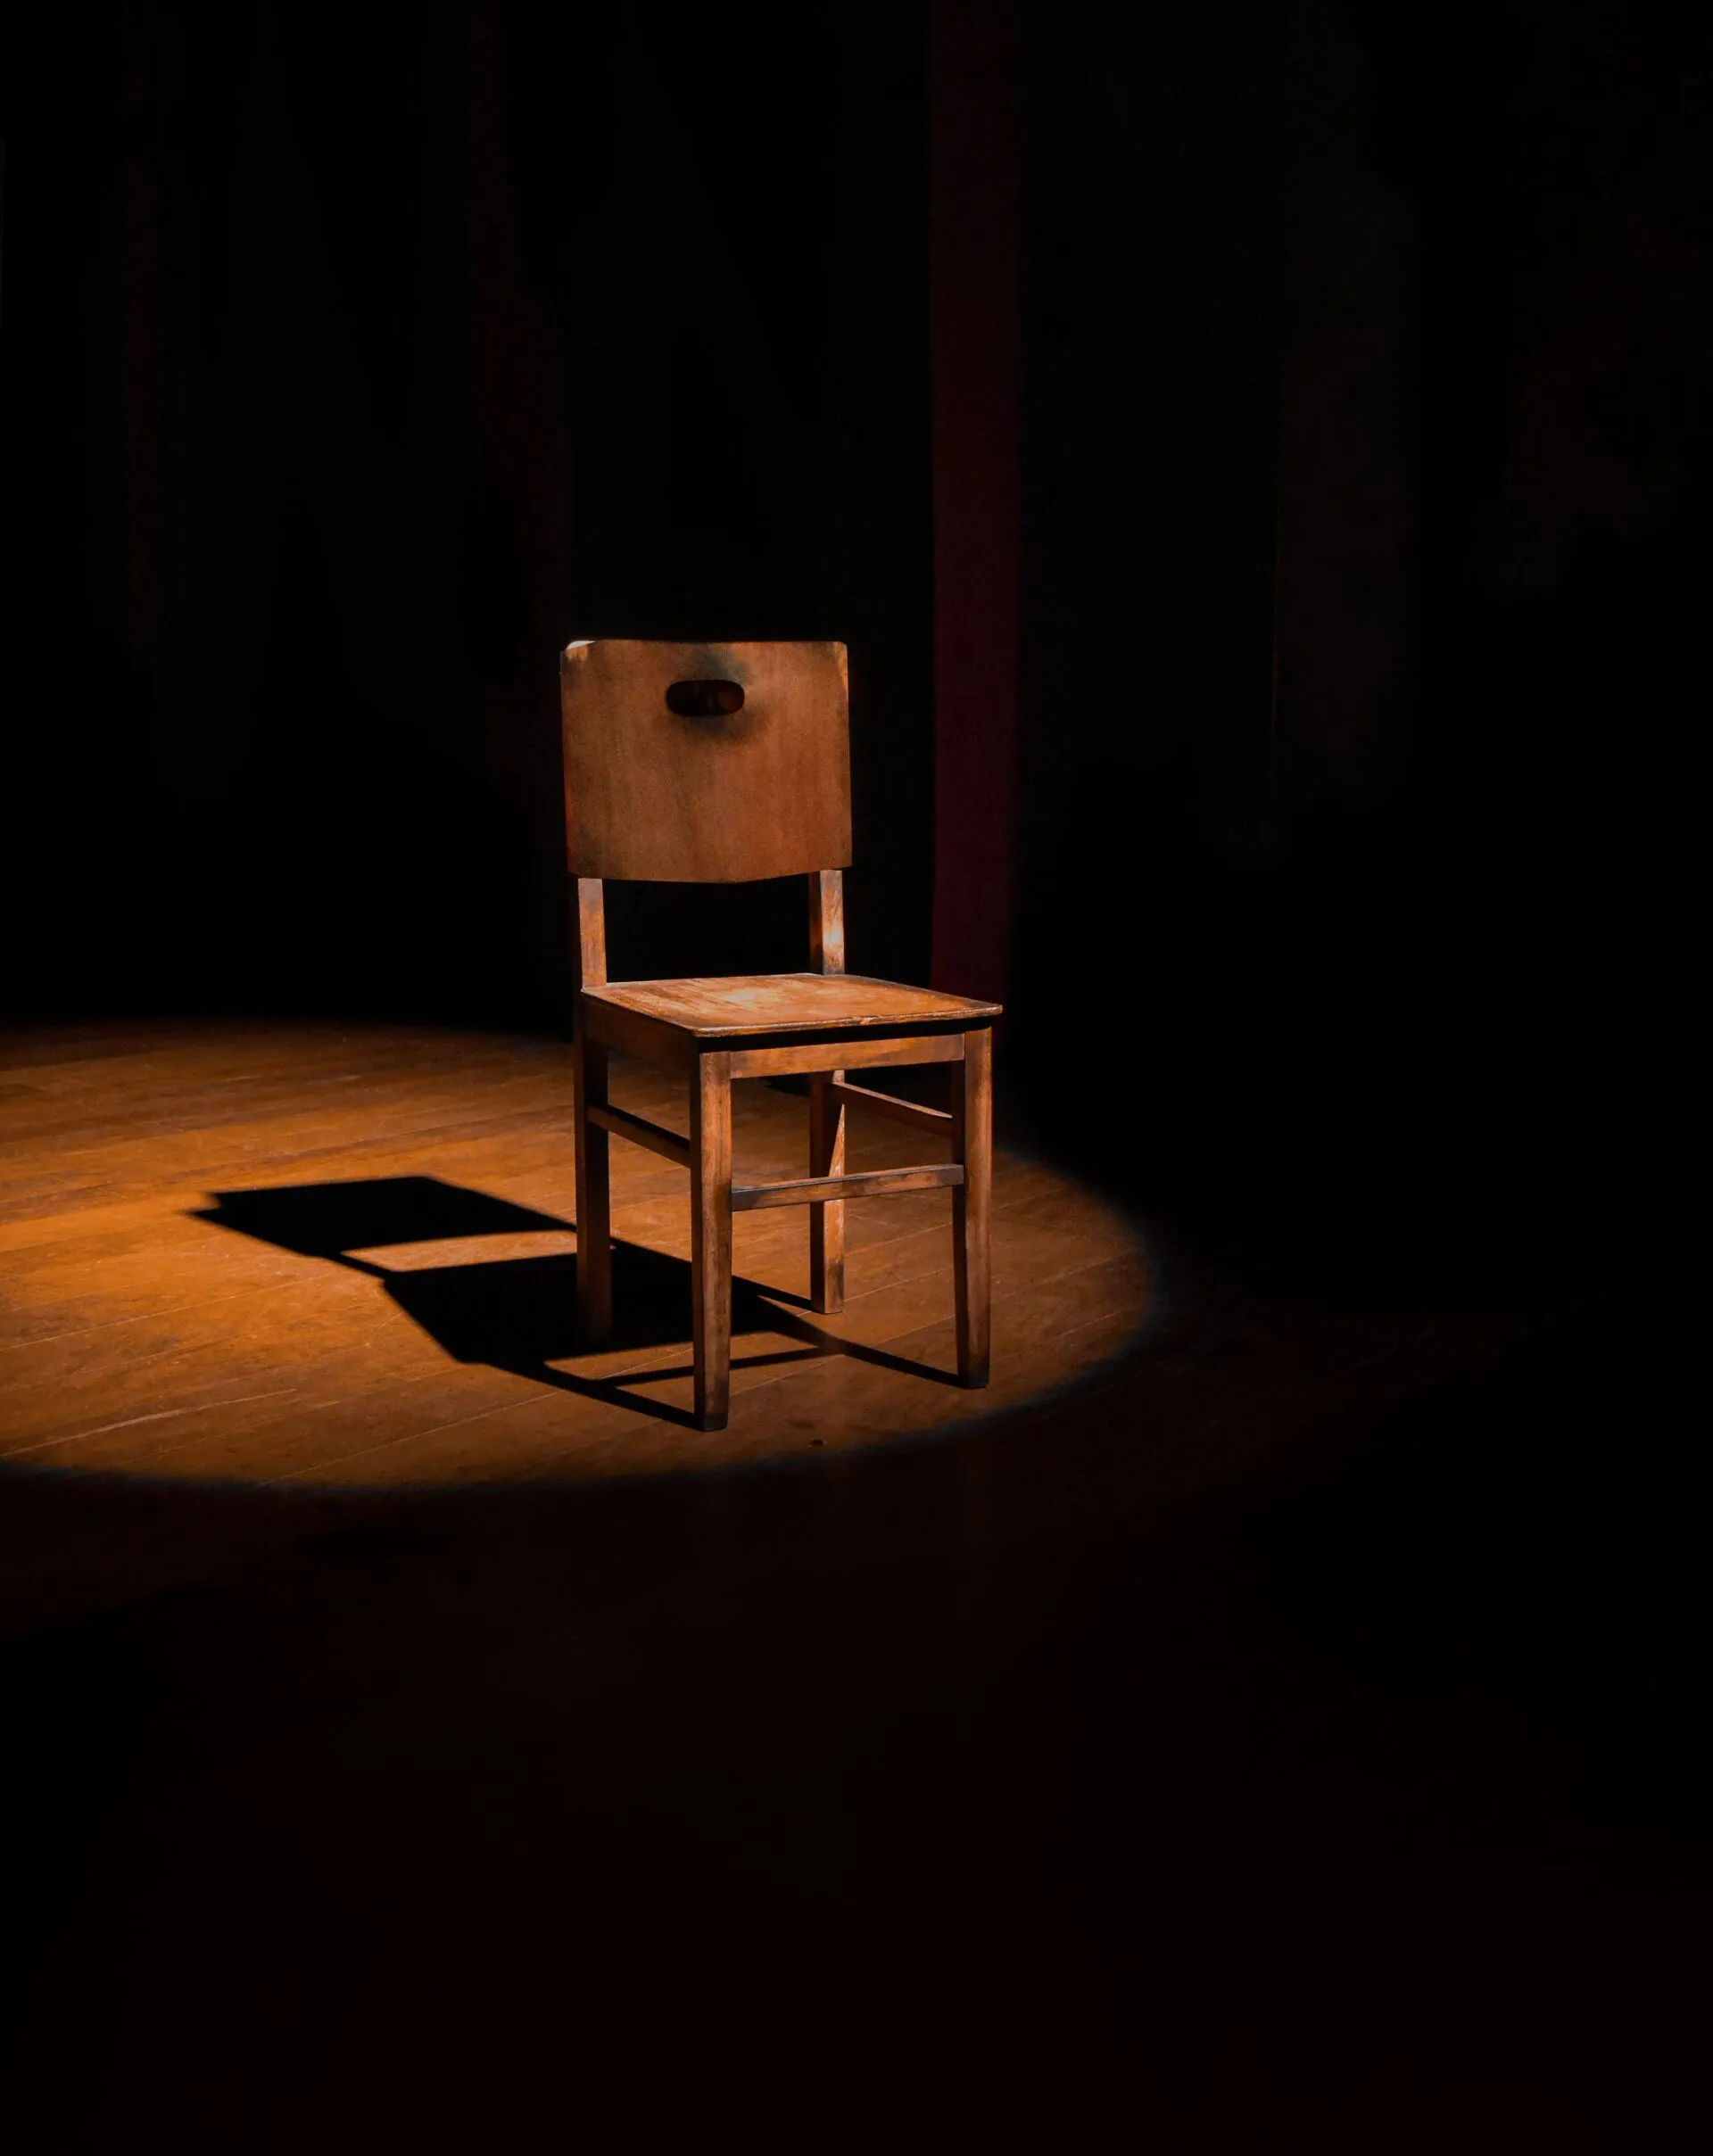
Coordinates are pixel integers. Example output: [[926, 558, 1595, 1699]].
[[808, 1070, 847, 1314], [952, 1028, 992, 1387], [573, 1029, 613, 1345], [691, 1050, 734, 1430]]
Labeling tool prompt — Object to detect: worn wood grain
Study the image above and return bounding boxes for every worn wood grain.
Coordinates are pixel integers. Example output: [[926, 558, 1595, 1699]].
[[573, 1030, 612, 1345], [580, 995, 694, 1071], [555, 640, 1004, 1424], [574, 878, 608, 990], [728, 1034, 966, 1080], [807, 871, 847, 1308], [829, 1078, 955, 1136], [807, 1071, 846, 1313], [0, 1025, 1144, 1493], [732, 1163, 964, 1211], [690, 1051, 734, 1430], [953, 1026, 994, 1387], [808, 870, 846, 976], [584, 973, 999, 1037], [585, 1102, 691, 1170], [560, 640, 852, 883]]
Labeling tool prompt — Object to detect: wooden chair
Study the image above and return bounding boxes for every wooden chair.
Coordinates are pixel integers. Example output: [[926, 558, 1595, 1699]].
[[561, 637, 1001, 1430]]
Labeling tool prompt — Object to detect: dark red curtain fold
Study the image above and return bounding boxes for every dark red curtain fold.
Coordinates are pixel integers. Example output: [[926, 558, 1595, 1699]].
[[927, 0, 1022, 1009]]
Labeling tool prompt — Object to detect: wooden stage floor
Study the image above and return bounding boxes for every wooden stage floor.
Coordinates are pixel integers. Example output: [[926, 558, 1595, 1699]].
[[0, 1021, 1706, 2148], [0, 1020, 1147, 1491]]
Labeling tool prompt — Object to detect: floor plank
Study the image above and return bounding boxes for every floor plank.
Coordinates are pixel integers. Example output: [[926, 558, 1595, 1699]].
[[0, 1022, 1150, 1487]]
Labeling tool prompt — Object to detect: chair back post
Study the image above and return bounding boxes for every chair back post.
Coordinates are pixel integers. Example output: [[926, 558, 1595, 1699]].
[[808, 870, 845, 975], [574, 877, 608, 992], [570, 872, 613, 1345]]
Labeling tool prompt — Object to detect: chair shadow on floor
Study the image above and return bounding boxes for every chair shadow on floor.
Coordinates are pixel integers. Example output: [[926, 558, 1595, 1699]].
[[193, 1175, 961, 1432]]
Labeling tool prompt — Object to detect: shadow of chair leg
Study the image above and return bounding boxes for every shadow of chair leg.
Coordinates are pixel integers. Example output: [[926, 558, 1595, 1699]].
[[735, 1281, 967, 1391]]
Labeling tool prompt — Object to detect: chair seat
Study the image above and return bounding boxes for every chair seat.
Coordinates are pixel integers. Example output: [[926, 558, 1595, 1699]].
[[583, 971, 1000, 1039]]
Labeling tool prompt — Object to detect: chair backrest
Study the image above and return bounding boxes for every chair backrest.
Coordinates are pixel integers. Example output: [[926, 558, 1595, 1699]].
[[559, 639, 852, 884]]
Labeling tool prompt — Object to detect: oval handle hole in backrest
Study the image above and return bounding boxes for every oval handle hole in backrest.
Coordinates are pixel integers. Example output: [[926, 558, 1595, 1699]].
[[666, 679, 745, 720]]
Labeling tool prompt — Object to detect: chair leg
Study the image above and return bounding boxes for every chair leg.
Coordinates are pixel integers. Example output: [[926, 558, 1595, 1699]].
[[807, 1070, 847, 1314], [952, 1028, 993, 1387], [691, 1050, 734, 1431], [573, 1028, 613, 1346]]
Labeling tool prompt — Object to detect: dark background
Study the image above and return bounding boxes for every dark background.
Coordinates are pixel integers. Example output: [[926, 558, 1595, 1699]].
[[5, 0, 1707, 1282], [5, 0, 1709, 1271], [1007, 0, 1709, 1279], [2, 0, 937, 1025], [3, 8, 1711, 2145]]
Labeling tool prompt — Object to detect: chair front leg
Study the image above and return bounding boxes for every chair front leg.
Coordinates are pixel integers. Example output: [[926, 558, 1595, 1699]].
[[807, 1070, 847, 1314], [952, 1027, 993, 1387], [573, 1022, 613, 1346], [691, 1049, 734, 1430]]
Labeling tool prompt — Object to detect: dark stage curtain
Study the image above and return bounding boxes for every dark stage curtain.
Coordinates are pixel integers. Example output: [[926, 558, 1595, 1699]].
[[4, 0, 1707, 1267], [1, 1, 933, 1026], [1002, 0, 1711, 1270]]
